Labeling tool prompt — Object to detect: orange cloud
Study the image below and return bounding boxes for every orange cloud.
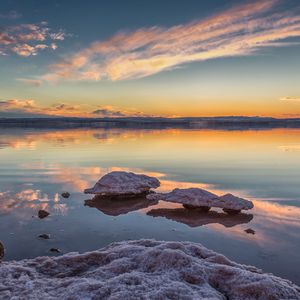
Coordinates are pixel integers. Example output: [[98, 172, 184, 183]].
[[280, 97, 300, 102], [0, 22, 67, 56], [39, 0, 300, 82], [0, 99, 82, 117], [0, 98, 151, 118]]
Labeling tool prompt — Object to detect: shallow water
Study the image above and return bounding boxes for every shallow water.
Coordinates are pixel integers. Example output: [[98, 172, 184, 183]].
[[0, 128, 299, 284]]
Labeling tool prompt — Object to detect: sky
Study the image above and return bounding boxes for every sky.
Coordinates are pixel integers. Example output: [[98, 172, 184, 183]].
[[1, 0, 300, 118]]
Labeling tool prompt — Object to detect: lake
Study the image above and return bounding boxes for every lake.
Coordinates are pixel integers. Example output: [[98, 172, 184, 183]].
[[0, 128, 299, 284]]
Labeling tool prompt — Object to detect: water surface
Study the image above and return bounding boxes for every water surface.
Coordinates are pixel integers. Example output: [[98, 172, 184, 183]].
[[0, 128, 299, 284]]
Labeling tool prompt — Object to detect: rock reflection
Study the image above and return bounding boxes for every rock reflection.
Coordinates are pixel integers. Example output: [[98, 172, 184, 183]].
[[84, 195, 158, 216], [147, 207, 253, 228]]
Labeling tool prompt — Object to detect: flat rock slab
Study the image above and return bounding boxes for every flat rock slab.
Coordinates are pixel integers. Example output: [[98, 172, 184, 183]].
[[84, 171, 160, 195], [0, 239, 299, 299], [148, 188, 253, 211]]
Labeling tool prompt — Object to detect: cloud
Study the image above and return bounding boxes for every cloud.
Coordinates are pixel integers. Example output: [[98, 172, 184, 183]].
[[0, 99, 150, 118], [37, 0, 300, 83], [0, 99, 36, 111], [92, 108, 125, 117], [91, 105, 151, 117], [0, 22, 68, 56], [0, 10, 22, 20], [0, 99, 80, 117], [280, 96, 300, 102]]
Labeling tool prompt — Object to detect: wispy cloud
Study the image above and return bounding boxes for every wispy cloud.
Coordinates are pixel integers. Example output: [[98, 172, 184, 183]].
[[0, 99, 150, 118], [39, 0, 300, 82], [280, 96, 300, 102], [0, 22, 68, 56]]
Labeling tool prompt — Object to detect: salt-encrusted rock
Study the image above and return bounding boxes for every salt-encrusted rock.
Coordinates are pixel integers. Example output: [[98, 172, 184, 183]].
[[0, 241, 4, 260], [84, 195, 158, 216], [147, 208, 253, 228], [148, 188, 218, 211], [0, 239, 299, 299], [84, 171, 160, 196], [218, 193, 254, 213], [148, 188, 253, 213]]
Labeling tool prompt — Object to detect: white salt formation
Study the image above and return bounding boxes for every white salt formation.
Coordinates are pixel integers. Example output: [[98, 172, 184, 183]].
[[148, 188, 253, 213], [0, 239, 299, 299], [84, 171, 160, 196], [218, 193, 254, 214]]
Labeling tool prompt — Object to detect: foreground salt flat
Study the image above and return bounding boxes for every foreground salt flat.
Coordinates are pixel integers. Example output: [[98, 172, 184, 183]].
[[0, 240, 299, 300]]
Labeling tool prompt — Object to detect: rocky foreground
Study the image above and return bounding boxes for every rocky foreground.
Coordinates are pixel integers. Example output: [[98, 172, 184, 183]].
[[0, 239, 299, 299]]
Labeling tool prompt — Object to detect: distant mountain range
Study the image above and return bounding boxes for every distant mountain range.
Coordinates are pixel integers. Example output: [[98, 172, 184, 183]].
[[0, 116, 300, 129]]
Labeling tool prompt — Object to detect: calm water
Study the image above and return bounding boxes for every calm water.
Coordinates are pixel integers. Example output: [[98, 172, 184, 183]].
[[0, 128, 299, 284]]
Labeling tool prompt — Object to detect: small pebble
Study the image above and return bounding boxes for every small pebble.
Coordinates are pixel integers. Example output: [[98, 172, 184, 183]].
[[38, 210, 50, 219], [0, 241, 4, 259], [245, 228, 255, 235], [61, 192, 70, 199], [50, 248, 61, 253], [38, 234, 50, 239]]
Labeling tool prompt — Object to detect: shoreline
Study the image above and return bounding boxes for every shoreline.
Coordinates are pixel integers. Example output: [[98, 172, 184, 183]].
[[1, 116, 300, 130]]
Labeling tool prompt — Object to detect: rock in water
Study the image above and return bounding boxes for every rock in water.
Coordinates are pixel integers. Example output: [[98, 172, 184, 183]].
[[0, 240, 299, 299], [61, 192, 70, 198], [148, 188, 253, 213], [50, 248, 61, 253], [0, 241, 4, 260], [84, 171, 160, 196], [245, 228, 256, 235], [38, 210, 50, 219], [148, 188, 218, 206], [218, 193, 254, 212]]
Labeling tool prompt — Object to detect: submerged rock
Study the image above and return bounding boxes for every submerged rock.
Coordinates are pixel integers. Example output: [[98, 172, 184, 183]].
[[61, 192, 70, 199], [38, 210, 50, 219], [0, 239, 299, 299], [84, 171, 160, 196], [0, 241, 4, 260], [148, 188, 253, 213]]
